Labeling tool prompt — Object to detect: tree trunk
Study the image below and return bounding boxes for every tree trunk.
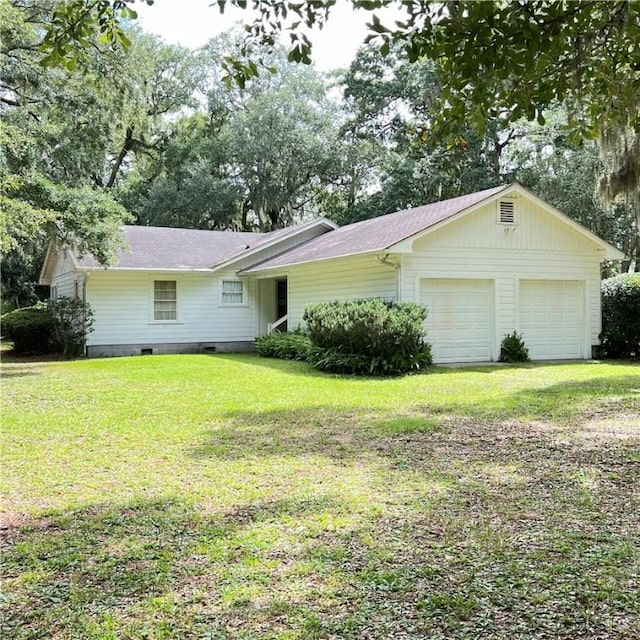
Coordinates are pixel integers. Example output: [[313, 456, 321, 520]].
[[105, 125, 135, 190]]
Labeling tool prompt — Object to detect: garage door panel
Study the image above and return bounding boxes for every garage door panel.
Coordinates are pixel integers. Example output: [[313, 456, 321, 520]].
[[519, 280, 583, 360], [420, 279, 493, 364]]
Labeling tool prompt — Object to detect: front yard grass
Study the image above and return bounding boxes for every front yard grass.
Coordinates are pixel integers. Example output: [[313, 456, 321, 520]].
[[1, 354, 639, 639]]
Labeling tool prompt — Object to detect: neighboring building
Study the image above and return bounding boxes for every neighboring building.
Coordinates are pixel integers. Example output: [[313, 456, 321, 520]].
[[39, 183, 624, 363]]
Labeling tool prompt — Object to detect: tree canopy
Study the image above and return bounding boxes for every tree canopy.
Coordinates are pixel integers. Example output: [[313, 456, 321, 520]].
[[34, 0, 640, 209], [2, 0, 638, 307]]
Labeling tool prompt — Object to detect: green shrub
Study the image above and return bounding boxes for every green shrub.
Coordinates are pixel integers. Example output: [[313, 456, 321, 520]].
[[255, 330, 312, 361], [600, 273, 640, 359], [48, 296, 94, 358], [499, 331, 530, 362], [303, 299, 432, 376], [1, 304, 54, 355], [1, 297, 94, 357]]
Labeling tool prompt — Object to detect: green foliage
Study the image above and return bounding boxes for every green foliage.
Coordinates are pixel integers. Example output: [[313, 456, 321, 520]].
[[235, 1, 640, 210], [499, 331, 530, 364], [1, 175, 130, 265], [39, 0, 142, 70], [600, 274, 640, 359], [506, 111, 638, 265], [0, 232, 49, 311], [1, 297, 94, 358], [303, 299, 432, 376], [1, 304, 54, 355], [255, 330, 311, 361], [218, 2, 640, 137], [122, 42, 344, 232], [32, 1, 640, 208], [1, 8, 203, 307], [335, 44, 505, 224], [47, 296, 94, 358]]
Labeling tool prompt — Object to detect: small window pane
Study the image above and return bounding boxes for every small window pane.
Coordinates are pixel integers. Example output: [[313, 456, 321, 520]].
[[222, 280, 244, 304], [223, 281, 243, 293], [154, 280, 177, 320]]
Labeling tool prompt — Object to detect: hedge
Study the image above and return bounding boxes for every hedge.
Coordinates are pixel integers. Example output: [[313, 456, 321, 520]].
[[255, 330, 312, 361], [1, 297, 94, 357], [600, 273, 640, 358], [303, 299, 432, 376], [1, 304, 54, 355]]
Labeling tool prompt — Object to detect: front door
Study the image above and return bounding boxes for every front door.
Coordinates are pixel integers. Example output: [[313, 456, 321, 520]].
[[276, 279, 287, 319]]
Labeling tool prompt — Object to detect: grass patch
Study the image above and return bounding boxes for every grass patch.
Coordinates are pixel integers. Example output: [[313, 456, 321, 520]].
[[1, 354, 639, 638]]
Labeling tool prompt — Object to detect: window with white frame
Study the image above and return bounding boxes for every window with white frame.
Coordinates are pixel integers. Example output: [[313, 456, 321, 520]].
[[154, 280, 177, 320], [221, 280, 244, 305], [51, 285, 58, 300]]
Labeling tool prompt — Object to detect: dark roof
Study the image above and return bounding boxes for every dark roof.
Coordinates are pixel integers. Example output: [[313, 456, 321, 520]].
[[243, 185, 508, 272], [73, 186, 508, 272], [74, 225, 297, 270]]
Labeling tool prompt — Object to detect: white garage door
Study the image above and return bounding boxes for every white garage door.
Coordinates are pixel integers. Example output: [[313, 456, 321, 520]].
[[519, 280, 584, 360], [420, 279, 493, 363]]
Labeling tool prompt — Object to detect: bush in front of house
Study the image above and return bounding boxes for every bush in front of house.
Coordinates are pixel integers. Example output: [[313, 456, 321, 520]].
[[48, 296, 94, 357], [255, 330, 312, 361], [499, 331, 530, 363], [1, 297, 94, 357], [1, 304, 54, 355], [303, 299, 432, 376], [600, 273, 640, 359]]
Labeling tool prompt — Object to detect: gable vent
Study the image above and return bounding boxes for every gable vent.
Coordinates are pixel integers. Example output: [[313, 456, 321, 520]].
[[499, 200, 515, 224]]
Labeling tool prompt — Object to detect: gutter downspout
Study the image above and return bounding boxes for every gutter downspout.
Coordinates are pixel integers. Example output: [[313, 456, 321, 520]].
[[376, 252, 401, 302]]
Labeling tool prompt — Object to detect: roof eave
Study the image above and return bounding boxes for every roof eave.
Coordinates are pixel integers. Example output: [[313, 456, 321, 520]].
[[602, 246, 627, 261], [508, 184, 627, 259], [38, 242, 55, 285], [76, 266, 216, 273], [387, 183, 515, 252], [240, 248, 384, 274], [386, 182, 626, 259], [211, 218, 338, 272]]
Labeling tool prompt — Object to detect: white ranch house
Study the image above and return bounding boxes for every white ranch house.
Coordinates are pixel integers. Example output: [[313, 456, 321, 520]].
[[40, 183, 624, 364]]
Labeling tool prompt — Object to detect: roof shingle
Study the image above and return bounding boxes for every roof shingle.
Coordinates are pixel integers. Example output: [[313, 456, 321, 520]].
[[74, 185, 508, 272], [243, 185, 507, 272], [75, 225, 297, 270]]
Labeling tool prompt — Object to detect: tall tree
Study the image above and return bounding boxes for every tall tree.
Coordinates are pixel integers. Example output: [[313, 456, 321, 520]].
[[225, 54, 343, 230], [337, 45, 508, 222], [101, 30, 201, 190], [1, 2, 199, 305], [121, 41, 346, 232], [37, 1, 640, 200], [1, 0, 129, 281], [506, 111, 639, 267]]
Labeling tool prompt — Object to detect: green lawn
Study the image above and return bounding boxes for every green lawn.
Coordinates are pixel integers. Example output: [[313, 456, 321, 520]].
[[2, 354, 639, 639]]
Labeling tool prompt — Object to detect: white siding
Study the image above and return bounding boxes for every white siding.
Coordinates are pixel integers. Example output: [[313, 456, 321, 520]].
[[85, 270, 256, 347], [401, 198, 604, 360], [49, 191, 607, 361], [286, 254, 398, 329], [50, 249, 82, 298], [411, 198, 604, 254]]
